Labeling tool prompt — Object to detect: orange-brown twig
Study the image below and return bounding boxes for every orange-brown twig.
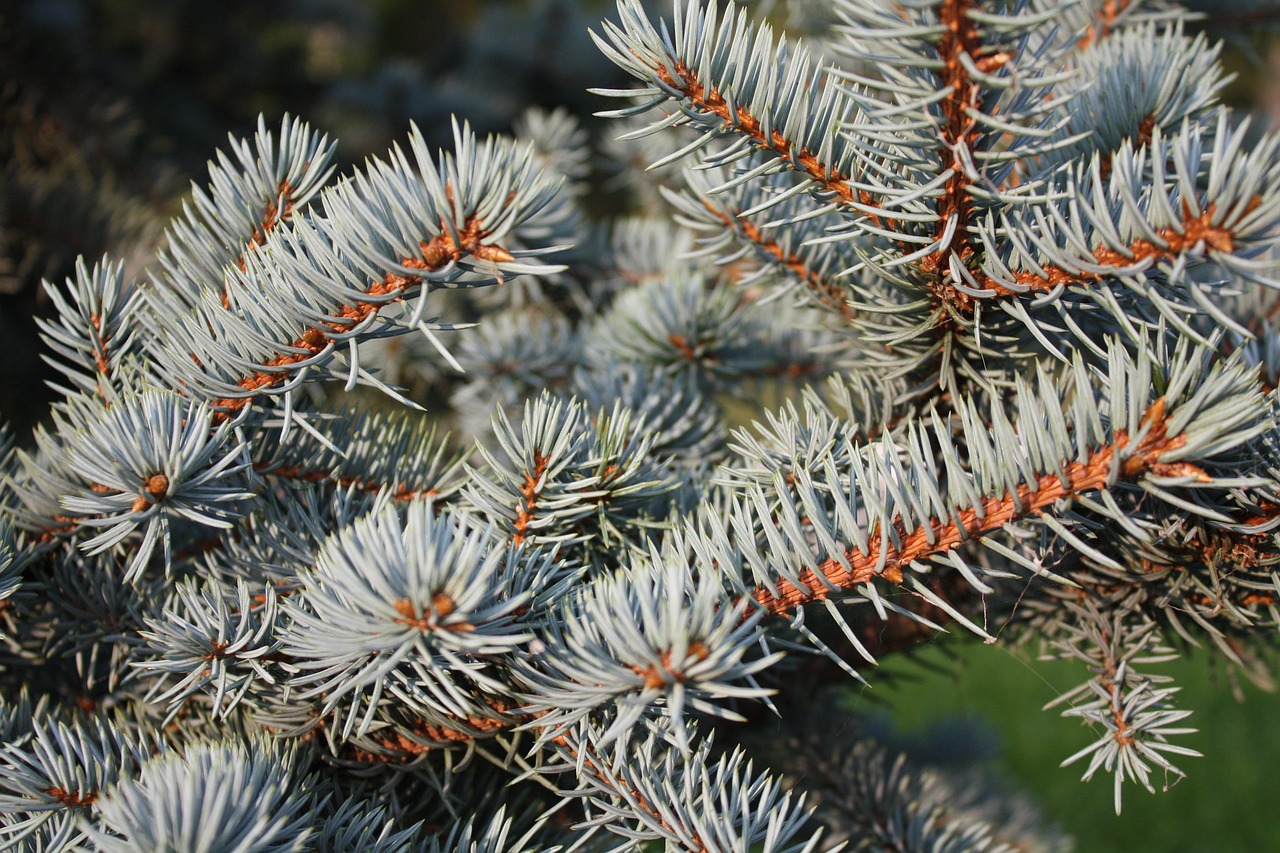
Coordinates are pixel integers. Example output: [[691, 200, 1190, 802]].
[[550, 732, 709, 852], [44, 786, 97, 808], [221, 180, 298, 309], [975, 202, 1245, 299], [1077, 0, 1134, 51], [256, 463, 441, 503], [920, 0, 990, 311], [651, 61, 883, 232], [748, 397, 1189, 617], [513, 451, 550, 546], [700, 201, 855, 321], [210, 216, 513, 424], [343, 704, 521, 763]]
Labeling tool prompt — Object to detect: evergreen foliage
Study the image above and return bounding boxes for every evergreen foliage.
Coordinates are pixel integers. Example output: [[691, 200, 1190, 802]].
[[4, 0, 1280, 849]]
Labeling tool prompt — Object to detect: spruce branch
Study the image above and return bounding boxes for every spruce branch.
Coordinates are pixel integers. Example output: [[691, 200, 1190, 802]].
[[573, 362, 728, 464], [8, 0, 1280, 842], [596, 0, 1280, 379], [785, 735, 1048, 851], [913, 0, 999, 312], [410, 805, 566, 853], [699, 201, 853, 319], [195, 485, 385, 593], [0, 717, 141, 851], [23, 388, 257, 579], [279, 500, 533, 741], [1046, 601, 1201, 815], [252, 408, 465, 504], [135, 578, 285, 723], [594, 274, 826, 387], [204, 213, 514, 420], [450, 310, 583, 433], [462, 394, 676, 561], [36, 256, 143, 404], [1046, 21, 1226, 174], [591, 0, 871, 210], [310, 798, 423, 853], [82, 738, 316, 853], [663, 168, 860, 322], [0, 519, 26, 606], [144, 121, 565, 421], [518, 552, 778, 753], [980, 119, 1280, 305], [729, 341, 1271, 619], [153, 115, 337, 311], [554, 720, 825, 852]]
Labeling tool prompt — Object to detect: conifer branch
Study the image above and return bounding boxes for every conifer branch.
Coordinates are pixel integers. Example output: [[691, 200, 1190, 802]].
[[221, 179, 298, 309], [551, 732, 712, 851], [154, 115, 336, 310], [692, 198, 855, 321], [145, 121, 564, 420], [554, 721, 821, 851], [1096, 114, 1156, 182], [253, 409, 465, 505], [652, 60, 867, 212], [256, 464, 443, 502], [343, 707, 521, 763], [592, 0, 883, 224], [512, 451, 550, 547], [748, 396, 1199, 617], [11, 0, 1280, 841], [210, 218, 515, 422], [1048, 603, 1199, 814], [37, 257, 143, 404], [983, 200, 1249, 297]]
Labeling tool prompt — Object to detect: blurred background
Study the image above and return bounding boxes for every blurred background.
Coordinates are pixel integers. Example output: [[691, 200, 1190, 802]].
[[2, 1, 1278, 849]]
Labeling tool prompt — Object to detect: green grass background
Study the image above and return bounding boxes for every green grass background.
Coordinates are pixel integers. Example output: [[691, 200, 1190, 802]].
[[841, 641, 1280, 851]]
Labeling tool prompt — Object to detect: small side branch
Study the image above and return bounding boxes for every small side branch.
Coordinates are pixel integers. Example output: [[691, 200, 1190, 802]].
[[210, 216, 513, 423], [749, 398, 1186, 616], [981, 202, 1244, 300], [699, 201, 855, 321], [256, 463, 441, 503], [513, 451, 550, 546], [552, 733, 710, 852], [344, 707, 520, 763], [651, 60, 880, 225], [222, 180, 298, 308]]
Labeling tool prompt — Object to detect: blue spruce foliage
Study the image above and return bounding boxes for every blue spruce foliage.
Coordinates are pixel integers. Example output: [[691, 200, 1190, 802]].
[[4, 0, 1280, 848]]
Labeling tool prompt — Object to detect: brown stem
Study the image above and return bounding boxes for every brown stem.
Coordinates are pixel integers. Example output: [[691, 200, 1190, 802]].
[[45, 786, 97, 807], [650, 61, 883, 232], [513, 451, 550, 546], [748, 397, 1189, 617], [551, 733, 709, 852], [342, 704, 520, 762], [1098, 113, 1157, 182], [978, 201, 1246, 299], [919, 0, 989, 312], [358, 715, 707, 850], [256, 463, 442, 502], [222, 180, 297, 309], [88, 311, 113, 403], [209, 216, 513, 424], [700, 200, 855, 321], [1083, 620, 1136, 747]]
